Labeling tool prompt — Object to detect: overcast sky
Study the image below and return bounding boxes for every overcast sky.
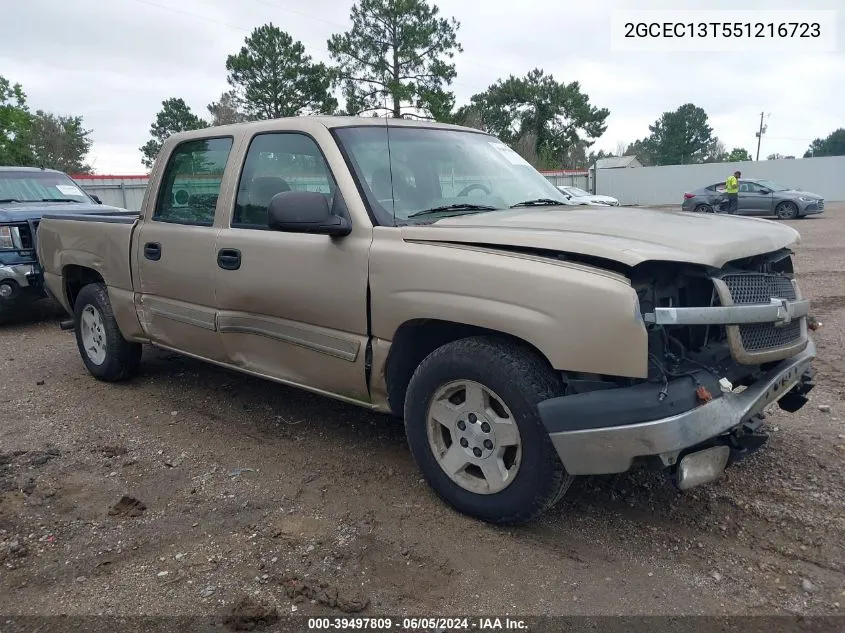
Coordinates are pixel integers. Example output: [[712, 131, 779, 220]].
[[2, 0, 842, 173]]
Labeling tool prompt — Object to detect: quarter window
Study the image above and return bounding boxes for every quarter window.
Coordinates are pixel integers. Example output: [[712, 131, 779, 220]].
[[233, 133, 336, 228], [154, 137, 233, 225]]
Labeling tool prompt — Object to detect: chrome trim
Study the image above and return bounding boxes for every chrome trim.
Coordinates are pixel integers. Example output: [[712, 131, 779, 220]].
[[0, 263, 35, 287], [548, 338, 815, 476], [643, 297, 810, 326], [217, 313, 360, 362]]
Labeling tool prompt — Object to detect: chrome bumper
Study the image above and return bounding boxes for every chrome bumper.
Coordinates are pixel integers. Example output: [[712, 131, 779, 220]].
[[643, 297, 809, 326], [548, 338, 816, 476], [0, 263, 36, 287]]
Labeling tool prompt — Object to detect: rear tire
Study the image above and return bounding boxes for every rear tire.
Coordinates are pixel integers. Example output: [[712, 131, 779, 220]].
[[404, 336, 574, 525], [73, 283, 141, 381], [694, 204, 713, 213]]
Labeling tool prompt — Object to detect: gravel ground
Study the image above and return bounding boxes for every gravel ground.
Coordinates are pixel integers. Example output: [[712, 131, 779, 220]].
[[1, 205, 844, 627]]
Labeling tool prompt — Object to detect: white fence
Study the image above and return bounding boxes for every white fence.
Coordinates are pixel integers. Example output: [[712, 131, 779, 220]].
[[539, 170, 590, 191], [594, 156, 845, 206], [73, 175, 148, 211]]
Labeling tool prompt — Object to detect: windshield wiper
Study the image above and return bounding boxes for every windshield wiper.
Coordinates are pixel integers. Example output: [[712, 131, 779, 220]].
[[407, 203, 497, 219], [0, 198, 23, 203], [510, 198, 566, 208], [40, 198, 82, 203]]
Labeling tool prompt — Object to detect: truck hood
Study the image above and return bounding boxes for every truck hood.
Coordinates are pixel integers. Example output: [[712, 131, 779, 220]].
[[400, 205, 800, 268], [0, 201, 126, 223]]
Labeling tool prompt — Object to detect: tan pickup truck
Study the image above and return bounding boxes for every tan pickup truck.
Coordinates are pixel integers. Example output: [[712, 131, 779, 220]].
[[36, 117, 818, 524]]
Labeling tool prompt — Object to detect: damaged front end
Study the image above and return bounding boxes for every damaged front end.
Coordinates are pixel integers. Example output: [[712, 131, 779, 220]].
[[539, 247, 818, 489]]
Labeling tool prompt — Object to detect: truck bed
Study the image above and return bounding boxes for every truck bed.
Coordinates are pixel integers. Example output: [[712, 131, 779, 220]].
[[36, 211, 140, 314]]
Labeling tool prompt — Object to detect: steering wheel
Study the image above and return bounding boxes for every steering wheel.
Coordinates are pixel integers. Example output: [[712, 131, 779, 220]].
[[457, 183, 492, 197]]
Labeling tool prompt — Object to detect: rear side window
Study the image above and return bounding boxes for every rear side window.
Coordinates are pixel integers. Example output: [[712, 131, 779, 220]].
[[154, 137, 233, 225], [233, 132, 336, 228]]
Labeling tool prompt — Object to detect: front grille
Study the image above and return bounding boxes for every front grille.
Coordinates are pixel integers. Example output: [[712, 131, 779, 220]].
[[718, 272, 803, 354], [722, 273, 796, 304], [819, 200, 825, 209], [739, 320, 802, 352]]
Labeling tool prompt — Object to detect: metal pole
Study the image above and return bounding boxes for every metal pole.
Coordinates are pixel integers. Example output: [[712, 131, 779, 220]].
[[756, 112, 764, 161]]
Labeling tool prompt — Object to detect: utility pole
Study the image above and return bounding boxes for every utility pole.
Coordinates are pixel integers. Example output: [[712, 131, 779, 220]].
[[755, 112, 768, 161]]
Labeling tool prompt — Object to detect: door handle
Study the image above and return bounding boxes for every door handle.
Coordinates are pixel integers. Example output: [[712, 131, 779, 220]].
[[217, 248, 241, 271], [144, 242, 161, 261]]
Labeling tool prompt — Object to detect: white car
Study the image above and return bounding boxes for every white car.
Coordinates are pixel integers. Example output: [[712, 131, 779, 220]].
[[557, 186, 619, 206]]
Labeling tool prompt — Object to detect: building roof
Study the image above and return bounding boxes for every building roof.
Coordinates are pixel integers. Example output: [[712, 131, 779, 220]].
[[594, 155, 641, 169]]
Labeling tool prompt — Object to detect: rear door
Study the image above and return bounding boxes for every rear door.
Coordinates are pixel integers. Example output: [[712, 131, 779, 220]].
[[134, 136, 236, 362], [212, 129, 372, 401]]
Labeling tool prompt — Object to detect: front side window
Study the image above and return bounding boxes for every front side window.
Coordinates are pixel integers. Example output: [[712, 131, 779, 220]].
[[154, 137, 233, 225], [333, 126, 568, 226], [0, 170, 93, 204], [233, 133, 336, 228]]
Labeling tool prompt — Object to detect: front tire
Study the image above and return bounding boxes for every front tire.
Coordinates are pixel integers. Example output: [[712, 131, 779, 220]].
[[404, 336, 573, 525], [73, 283, 141, 381], [776, 201, 799, 220]]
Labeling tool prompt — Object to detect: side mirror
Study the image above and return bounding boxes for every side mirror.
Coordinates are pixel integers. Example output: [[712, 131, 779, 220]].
[[90, 194, 102, 204], [759, 189, 770, 195], [268, 191, 351, 236]]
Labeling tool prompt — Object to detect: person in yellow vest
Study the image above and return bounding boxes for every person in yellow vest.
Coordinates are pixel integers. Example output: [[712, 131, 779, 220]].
[[725, 170, 740, 214]]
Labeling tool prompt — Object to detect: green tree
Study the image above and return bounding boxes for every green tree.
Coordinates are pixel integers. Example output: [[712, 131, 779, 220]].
[[642, 103, 714, 165], [207, 90, 250, 126], [587, 149, 615, 166], [459, 68, 609, 169], [703, 138, 727, 163], [726, 147, 751, 162], [328, 0, 462, 119], [227, 23, 336, 120], [0, 75, 34, 165], [29, 110, 93, 173], [139, 98, 207, 168], [623, 139, 654, 166], [804, 128, 845, 157]]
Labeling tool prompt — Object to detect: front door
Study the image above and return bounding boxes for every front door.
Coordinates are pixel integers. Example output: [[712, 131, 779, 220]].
[[213, 131, 372, 401], [135, 136, 234, 362], [737, 181, 774, 215]]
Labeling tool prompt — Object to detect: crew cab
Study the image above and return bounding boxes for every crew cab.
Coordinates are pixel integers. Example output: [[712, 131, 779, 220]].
[[36, 117, 818, 524], [0, 166, 122, 318]]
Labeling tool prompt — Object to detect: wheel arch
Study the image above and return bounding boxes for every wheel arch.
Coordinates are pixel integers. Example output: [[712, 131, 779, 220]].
[[383, 318, 558, 417], [62, 264, 105, 310]]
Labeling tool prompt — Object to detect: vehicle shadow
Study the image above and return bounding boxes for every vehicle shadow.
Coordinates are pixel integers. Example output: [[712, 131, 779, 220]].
[[0, 299, 66, 328], [136, 345, 408, 449]]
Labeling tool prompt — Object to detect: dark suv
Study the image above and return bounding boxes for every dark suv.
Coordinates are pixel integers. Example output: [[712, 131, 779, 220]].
[[0, 167, 125, 318]]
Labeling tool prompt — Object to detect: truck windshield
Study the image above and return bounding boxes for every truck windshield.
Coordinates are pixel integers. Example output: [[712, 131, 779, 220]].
[[333, 125, 568, 226], [0, 170, 93, 204]]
